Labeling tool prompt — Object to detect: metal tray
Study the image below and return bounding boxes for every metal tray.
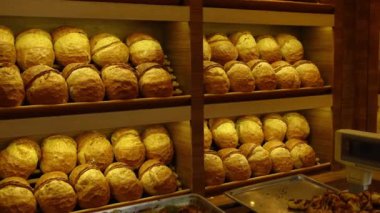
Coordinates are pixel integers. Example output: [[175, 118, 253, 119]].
[[94, 193, 225, 213], [225, 174, 339, 213]]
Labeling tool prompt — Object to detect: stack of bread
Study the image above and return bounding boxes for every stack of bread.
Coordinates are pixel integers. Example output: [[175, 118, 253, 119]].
[[203, 111, 317, 186], [0, 125, 181, 212], [203, 31, 324, 94], [0, 25, 183, 107]]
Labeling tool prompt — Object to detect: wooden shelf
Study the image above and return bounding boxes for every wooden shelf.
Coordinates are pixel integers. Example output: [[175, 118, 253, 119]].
[[71, 0, 182, 5]]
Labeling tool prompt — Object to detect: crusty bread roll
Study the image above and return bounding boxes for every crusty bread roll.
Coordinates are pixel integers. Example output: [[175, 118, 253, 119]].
[[135, 62, 173, 98], [262, 113, 287, 141], [203, 60, 230, 94], [272, 61, 301, 89], [62, 63, 105, 102], [224, 60, 255, 92], [209, 118, 238, 149], [101, 63, 138, 100], [285, 139, 316, 169], [276, 33, 304, 64], [22, 64, 68, 105], [293, 60, 324, 87], [263, 140, 293, 173], [40, 135, 77, 174], [105, 162, 143, 202], [76, 131, 114, 171], [283, 112, 310, 140], [203, 36, 211, 61], [52, 26, 91, 66], [0, 65, 25, 107], [111, 128, 145, 170], [0, 137, 40, 179], [0, 177, 36, 213], [0, 25, 16, 66], [256, 35, 282, 63], [142, 125, 174, 164], [218, 148, 251, 181], [204, 150, 225, 186], [207, 33, 238, 65], [138, 159, 177, 196], [229, 31, 259, 62], [15, 29, 55, 70], [204, 121, 212, 150], [34, 171, 77, 213], [69, 164, 110, 209], [239, 143, 272, 176], [247, 59, 276, 90], [236, 115, 264, 145], [271, 60, 290, 69], [126, 32, 164, 66], [90, 33, 129, 67]]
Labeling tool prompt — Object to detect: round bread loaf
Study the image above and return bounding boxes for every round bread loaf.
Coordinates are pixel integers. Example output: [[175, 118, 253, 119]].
[[203, 36, 211, 60], [126, 32, 164, 66], [276, 33, 304, 64], [105, 162, 143, 202], [236, 115, 264, 145], [224, 60, 255, 92], [207, 33, 238, 65], [90, 33, 129, 67], [247, 59, 276, 90], [283, 112, 310, 140], [203, 121, 212, 150], [272, 61, 301, 89], [239, 143, 272, 176], [285, 139, 316, 169], [209, 118, 238, 149], [142, 125, 174, 164], [15, 29, 55, 70], [0, 25, 16, 66], [263, 140, 293, 173], [218, 148, 251, 181], [0, 65, 24, 107], [0, 177, 36, 213], [262, 113, 287, 142], [256, 35, 282, 63], [229, 31, 259, 62], [293, 60, 324, 87], [204, 150, 225, 186], [203, 60, 230, 94], [34, 171, 77, 213]]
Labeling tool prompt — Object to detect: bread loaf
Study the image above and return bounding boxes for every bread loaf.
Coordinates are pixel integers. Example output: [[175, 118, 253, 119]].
[[285, 139, 316, 168], [229, 31, 259, 62], [136, 62, 173, 97], [224, 60, 255, 92], [247, 59, 276, 90], [276, 33, 304, 64], [101, 63, 138, 100], [218, 148, 251, 181], [62, 63, 105, 102], [204, 150, 225, 186], [0, 65, 24, 107], [90, 33, 129, 67], [207, 33, 238, 65], [283, 112, 310, 140], [15, 29, 55, 70], [142, 125, 174, 164], [263, 140, 293, 173], [22, 64, 68, 105], [209, 118, 238, 149], [262, 113, 287, 141], [127, 32, 164, 66], [256, 35, 282, 63], [0, 25, 16, 66], [0, 177, 36, 213], [293, 60, 324, 87], [52, 26, 91, 66], [204, 121, 212, 150], [236, 115, 264, 145], [272, 61, 301, 89], [34, 172, 77, 213], [239, 143, 272, 176], [203, 36, 211, 60], [203, 60, 230, 94]]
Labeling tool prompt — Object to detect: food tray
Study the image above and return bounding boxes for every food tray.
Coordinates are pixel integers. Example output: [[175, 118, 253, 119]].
[[93, 193, 225, 213], [225, 174, 338, 213]]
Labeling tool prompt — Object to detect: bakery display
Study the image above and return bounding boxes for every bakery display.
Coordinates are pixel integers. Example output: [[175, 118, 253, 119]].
[[135, 62, 173, 98], [34, 171, 77, 213], [126, 32, 164, 66], [90, 33, 129, 67], [69, 164, 110, 209], [0, 137, 40, 179], [76, 131, 114, 171], [138, 159, 177, 196], [263, 140, 293, 173], [15, 29, 55, 70], [104, 162, 143, 202], [207, 33, 238, 65], [283, 112, 310, 140], [276, 33, 304, 64], [239, 143, 272, 176], [0, 25, 16, 66], [262, 113, 288, 141], [52, 26, 91, 66], [204, 120, 212, 150], [0, 177, 36, 213], [272, 61, 301, 89], [40, 134, 77, 174], [101, 63, 138, 100], [22, 64, 68, 105], [218, 148, 251, 181], [293, 60, 324, 87], [285, 138, 316, 168], [236, 115, 264, 145], [203, 60, 230, 94], [203, 36, 211, 61], [256, 35, 282, 63], [142, 125, 174, 164], [204, 150, 225, 186], [247, 59, 276, 90], [209, 117, 238, 149], [224, 60, 255, 92], [62, 63, 105, 102], [229, 31, 259, 62], [0, 65, 25, 107], [111, 128, 146, 170]]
